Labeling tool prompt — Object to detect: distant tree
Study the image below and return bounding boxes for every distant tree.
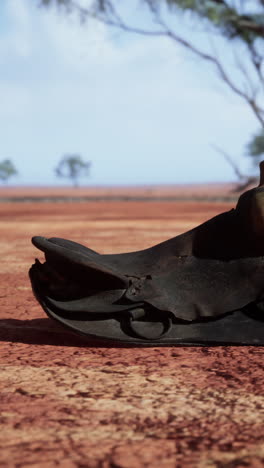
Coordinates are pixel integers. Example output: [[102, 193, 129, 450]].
[[0, 159, 18, 184], [55, 154, 91, 187]]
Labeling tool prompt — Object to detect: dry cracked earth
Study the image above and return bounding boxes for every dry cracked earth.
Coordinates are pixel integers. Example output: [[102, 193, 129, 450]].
[[0, 199, 263, 467]]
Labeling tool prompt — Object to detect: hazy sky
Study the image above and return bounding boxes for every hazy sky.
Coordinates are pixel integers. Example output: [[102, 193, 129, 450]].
[[0, 0, 259, 185]]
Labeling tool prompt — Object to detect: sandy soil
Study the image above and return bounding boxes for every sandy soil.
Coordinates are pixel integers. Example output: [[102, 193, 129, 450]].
[[0, 198, 263, 467], [0, 183, 246, 201]]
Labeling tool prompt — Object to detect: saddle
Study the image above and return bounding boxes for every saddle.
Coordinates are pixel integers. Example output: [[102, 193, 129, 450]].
[[29, 163, 264, 345]]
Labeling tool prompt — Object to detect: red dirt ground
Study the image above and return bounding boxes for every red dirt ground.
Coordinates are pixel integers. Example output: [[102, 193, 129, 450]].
[[0, 182, 245, 200], [0, 197, 263, 467]]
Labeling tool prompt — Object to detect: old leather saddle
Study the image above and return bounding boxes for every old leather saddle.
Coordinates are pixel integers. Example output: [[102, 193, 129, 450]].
[[29, 164, 264, 345]]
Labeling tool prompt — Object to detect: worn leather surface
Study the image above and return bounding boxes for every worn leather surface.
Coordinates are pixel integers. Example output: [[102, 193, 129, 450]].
[[30, 181, 264, 344]]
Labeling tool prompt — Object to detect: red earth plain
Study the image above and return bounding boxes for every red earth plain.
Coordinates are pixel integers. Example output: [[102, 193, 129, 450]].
[[0, 187, 263, 468]]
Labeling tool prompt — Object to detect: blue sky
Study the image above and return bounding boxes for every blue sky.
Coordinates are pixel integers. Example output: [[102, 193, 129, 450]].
[[0, 0, 260, 185]]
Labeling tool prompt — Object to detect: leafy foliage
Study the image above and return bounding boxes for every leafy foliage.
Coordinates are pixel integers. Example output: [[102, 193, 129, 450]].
[[55, 154, 91, 187], [0, 159, 18, 183], [163, 0, 264, 44], [41, 0, 264, 45], [247, 129, 264, 160]]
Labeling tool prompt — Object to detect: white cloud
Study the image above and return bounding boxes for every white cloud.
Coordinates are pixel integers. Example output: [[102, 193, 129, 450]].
[[7, 0, 30, 28], [0, 82, 31, 117], [41, 11, 116, 68], [0, 0, 32, 61], [38, 1, 182, 73]]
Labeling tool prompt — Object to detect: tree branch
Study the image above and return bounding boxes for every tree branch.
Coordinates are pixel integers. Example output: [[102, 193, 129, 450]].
[[211, 144, 244, 181], [247, 42, 264, 91], [70, 0, 166, 35], [43, 0, 264, 126], [211, 144, 258, 191], [147, 3, 264, 126]]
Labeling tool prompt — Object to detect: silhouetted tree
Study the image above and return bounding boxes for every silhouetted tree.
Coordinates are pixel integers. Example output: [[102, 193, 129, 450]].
[[0, 159, 18, 184], [55, 154, 91, 187]]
